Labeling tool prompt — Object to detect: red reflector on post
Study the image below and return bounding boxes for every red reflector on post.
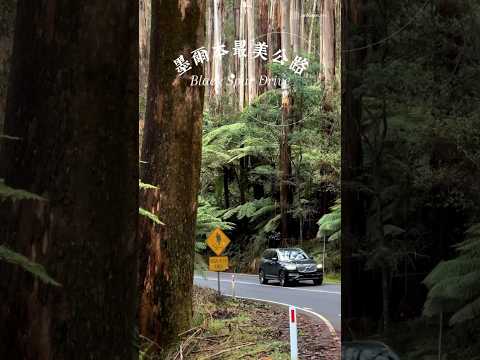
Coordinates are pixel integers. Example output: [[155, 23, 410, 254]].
[[291, 308, 295, 323]]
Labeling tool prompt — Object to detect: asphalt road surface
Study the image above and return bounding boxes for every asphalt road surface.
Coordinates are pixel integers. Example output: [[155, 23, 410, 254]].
[[194, 271, 341, 332]]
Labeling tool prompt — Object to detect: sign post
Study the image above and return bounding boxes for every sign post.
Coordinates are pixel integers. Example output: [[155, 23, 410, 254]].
[[289, 306, 298, 360], [206, 227, 231, 296]]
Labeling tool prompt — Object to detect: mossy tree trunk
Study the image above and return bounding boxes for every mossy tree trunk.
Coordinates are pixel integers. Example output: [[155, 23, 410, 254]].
[[0, 1, 138, 358], [138, 0, 205, 352]]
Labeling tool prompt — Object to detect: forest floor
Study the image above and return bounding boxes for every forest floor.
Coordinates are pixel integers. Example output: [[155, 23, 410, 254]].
[[160, 286, 340, 359]]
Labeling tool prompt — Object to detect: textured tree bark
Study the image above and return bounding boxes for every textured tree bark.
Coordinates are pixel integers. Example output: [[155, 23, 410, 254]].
[[139, 0, 151, 114], [322, 0, 336, 85], [0, 1, 138, 359], [138, 0, 205, 352]]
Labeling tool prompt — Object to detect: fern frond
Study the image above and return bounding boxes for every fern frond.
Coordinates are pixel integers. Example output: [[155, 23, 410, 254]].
[[0, 245, 60, 286], [0, 180, 46, 202], [139, 180, 158, 190], [139, 208, 164, 225]]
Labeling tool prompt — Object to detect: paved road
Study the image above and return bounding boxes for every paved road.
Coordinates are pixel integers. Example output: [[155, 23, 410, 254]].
[[194, 271, 341, 332]]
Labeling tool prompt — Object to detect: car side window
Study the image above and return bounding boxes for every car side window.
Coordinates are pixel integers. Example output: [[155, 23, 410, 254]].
[[263, 250, 271, 259]]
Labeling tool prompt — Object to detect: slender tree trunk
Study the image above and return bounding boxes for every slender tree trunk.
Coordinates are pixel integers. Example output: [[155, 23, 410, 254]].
[[258, 0, 269, 93], [0, 2, 138, 358], [321, 0, 336, 85], [213, 0, 223, 105], [307, 0, 317, 55], [246, 0, 256, 104], [267, 0, 277, 89], [138, 0, 205, 352], [139, 0, 151, 113], [238, 0, 246, 110], [223, 166, 230, 208], [279, 0, 292, 245]]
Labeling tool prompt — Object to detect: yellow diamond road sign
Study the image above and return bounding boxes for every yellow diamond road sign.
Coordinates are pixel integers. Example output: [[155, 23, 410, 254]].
[[206, 227, 231, 256], [209, 256, 229, 272]]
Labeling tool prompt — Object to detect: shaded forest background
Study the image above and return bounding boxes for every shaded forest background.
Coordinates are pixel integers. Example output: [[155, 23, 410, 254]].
[[342, 0, 480, 358]]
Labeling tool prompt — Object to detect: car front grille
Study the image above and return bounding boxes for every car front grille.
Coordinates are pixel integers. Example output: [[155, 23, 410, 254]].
[[298, 264, 317, 273]]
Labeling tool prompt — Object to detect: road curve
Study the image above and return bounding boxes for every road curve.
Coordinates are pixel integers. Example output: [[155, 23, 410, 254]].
[[194, 271, 341, 332]]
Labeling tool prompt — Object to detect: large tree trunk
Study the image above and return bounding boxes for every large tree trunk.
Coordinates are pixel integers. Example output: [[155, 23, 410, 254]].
[[341, 0, 365, 340], [138, 0, 205, 352], [0, 1, 138, 358]]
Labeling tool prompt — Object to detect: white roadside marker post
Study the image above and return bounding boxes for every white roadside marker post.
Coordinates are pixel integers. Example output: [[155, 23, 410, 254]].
[[231, 273, 236, 299], [289, 306, 298, 360]]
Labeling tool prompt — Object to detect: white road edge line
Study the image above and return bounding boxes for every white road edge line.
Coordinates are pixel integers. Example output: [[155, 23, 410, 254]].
[[194, 276, 340, 295], [223, 294, 338, 338]]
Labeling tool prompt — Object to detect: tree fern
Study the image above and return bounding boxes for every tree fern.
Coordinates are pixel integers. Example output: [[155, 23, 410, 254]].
[[423, 223, 480, 325], [196, 200, 235, 240], [317, 200, 341, 241]]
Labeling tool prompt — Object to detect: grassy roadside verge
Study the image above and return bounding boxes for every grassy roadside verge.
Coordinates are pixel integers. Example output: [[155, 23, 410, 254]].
[[140, 287, 340, 359], [324, 272, 341, 284], [153, 287, 291, 359]]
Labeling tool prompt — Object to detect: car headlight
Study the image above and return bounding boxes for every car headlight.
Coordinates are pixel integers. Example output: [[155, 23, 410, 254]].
[[284, 264, 297, 271], [316, 264, 323, 269]]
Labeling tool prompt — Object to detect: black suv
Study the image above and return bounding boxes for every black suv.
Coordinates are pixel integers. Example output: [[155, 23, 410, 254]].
[[259, 248, 323, 286]]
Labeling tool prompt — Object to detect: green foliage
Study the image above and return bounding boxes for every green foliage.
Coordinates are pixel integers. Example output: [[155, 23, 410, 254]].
[[138, 179, 164, 225], [196, 199, 235, 240], [317, 200, 341, 241], [0, 179, 46, 202], [0, 245, 60, 286], [139, 207, 164, 225], [423, 224, 480, 325]]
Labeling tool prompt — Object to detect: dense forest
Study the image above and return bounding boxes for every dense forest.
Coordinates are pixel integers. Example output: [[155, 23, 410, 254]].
[[138, 0, 341, 354], [342, 0, 480, 358], [139, 0, 342, 274], [1, 0, 341, 358]]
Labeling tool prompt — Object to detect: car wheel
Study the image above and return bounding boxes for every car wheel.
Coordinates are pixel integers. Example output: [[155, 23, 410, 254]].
[[313, 278, 323, 286], [279, 271, 289, 287], [259, 270, 268, 284]]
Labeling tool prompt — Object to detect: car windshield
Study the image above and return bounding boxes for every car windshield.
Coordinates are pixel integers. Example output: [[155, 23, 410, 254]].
[[277, 249, 309, 261]]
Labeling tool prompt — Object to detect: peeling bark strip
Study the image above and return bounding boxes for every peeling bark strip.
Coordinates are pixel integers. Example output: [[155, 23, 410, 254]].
[[138, 0, 205, 352], [0, 1, 138, 359]]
